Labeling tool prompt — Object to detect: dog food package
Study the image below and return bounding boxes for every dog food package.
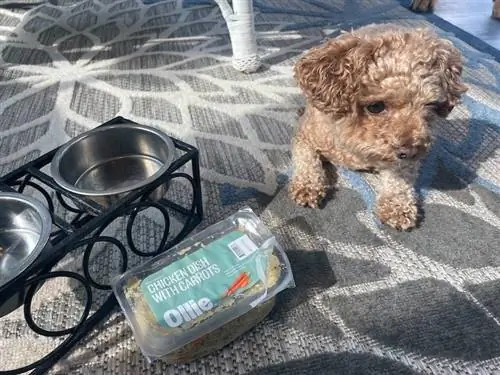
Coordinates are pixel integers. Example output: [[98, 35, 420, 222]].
[[112, 207, 295, 362]]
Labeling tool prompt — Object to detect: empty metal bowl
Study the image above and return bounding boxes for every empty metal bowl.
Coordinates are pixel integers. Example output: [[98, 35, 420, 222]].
[[0, 192, 52, 316], [50, 123, 176, 213]]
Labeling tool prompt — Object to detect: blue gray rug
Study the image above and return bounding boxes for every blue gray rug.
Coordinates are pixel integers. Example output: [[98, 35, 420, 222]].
[[0, 0, 498, 374]]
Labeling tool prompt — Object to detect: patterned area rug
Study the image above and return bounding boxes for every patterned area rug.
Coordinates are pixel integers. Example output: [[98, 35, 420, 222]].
[[0, 0, 499, 374]]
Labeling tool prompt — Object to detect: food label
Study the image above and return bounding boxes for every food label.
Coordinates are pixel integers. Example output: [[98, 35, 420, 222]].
[[140, 231, 269, 329]]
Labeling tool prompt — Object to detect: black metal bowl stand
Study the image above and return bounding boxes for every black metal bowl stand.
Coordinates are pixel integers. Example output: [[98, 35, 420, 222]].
[[0, 117, 203, 375]]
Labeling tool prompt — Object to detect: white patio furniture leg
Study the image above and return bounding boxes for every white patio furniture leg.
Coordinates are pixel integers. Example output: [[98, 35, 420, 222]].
[[214, 0, 261, 73]]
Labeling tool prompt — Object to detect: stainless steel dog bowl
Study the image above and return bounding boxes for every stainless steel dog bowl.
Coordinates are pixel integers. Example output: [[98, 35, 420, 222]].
[[50, 123, 176, 212], [0, 192, 52, 316], [0, 193, 52, 288]]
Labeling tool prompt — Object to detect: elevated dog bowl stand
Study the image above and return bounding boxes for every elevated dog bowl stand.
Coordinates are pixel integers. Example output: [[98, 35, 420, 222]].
[[0, 117, 203, 375]]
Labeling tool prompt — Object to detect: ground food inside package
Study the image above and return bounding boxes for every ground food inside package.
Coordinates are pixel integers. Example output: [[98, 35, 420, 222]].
[[112, 207, 295, 362]]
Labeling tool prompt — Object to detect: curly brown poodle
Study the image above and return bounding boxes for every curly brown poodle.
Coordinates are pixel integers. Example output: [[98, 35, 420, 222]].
[[289, 23, 468, 231], [410, 0, 500, 19]]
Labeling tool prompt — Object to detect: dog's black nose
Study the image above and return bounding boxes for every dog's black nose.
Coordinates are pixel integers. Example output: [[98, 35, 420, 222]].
[[396, 147, 416, 160]]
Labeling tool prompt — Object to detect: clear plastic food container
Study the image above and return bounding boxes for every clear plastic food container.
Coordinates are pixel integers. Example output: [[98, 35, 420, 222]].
[[112, 207, 295, 363]]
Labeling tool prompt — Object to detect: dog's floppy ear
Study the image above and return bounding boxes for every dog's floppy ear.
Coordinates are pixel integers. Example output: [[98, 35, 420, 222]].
[[434, 39, 468, 117], [294, 34, 363, 115]]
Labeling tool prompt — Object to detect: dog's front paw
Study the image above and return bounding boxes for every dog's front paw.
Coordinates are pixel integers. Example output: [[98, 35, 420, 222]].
[[410, 0, 436, 12], [376, 195, 419, 231], [289, 180, 326, 208]]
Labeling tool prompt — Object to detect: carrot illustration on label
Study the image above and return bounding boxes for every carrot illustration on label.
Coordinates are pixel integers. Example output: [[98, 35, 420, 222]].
[[224, 272, 251, 297]]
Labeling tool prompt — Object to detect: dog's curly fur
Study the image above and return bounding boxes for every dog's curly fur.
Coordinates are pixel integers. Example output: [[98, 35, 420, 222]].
[[289, 23, 468, 231]]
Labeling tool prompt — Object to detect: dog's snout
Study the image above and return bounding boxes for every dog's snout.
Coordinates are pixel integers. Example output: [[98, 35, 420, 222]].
[[395, 133, 431, 160]]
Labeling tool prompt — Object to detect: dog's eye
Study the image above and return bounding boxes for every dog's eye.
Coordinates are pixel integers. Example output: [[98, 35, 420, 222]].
[[366, 102, 386, 114], [425, 100, 451, 116], [425, 101, 446, 109]]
